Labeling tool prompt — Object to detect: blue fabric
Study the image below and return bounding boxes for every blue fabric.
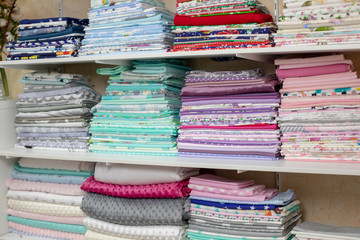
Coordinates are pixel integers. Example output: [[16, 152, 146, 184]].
[[190, 199, 278, 210], [18, 26, 85, 41], [19, 17, 88, 26], [11, 170, 87, 185]]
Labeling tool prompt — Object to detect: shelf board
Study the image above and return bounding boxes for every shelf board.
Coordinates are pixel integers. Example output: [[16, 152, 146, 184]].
[[1, 44, 359, 69], [1, 147, 360, 176], [0, 233, 50, 240]]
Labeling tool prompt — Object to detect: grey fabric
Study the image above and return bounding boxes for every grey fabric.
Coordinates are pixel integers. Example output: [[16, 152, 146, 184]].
[[81, 193, 190, 226], [293, 222, 360, 239]]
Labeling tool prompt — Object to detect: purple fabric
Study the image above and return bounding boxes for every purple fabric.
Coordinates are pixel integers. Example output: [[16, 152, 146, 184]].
[[182, 98, 280, 106], [180, 109, 276, 116], [178, 148, 279, 156], [178, 139, 281, 145], [181, 81, 279, 96], [182, 92, 280, 102], [178, 152, 278, 160]]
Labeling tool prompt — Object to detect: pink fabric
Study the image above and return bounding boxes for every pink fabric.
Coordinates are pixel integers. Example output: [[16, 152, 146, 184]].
[[188, 183, 266, 197], [8, 221, 85, 240], [7, 209, 85, 225], [6, 179, 85, 196], [281, 72, 357, 83], [189, 174, 254, 190], [190, 188, 279, 201], [81, 176, 191, 198], [283, 78, 359, 88], [281, 95, 360, 109], [278, 60, 352, 70], [274, 54, 345, 65], [181, 124, 278, 130], [276, 64, 351, 80]]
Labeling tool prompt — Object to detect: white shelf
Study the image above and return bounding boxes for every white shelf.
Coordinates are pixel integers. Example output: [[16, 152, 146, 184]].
[[1, 147, 360, 176], [0, 233, 50, 240], [1, 44, 359, 69]]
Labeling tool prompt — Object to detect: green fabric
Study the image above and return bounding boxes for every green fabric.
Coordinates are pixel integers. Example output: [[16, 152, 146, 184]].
[[96, 66, 132, 76], [14, 163, 93, 177], [7, 215, 87, 234], [90, 127, 178, 135], [187, 231, 294, 240], [92, 110, 179, 118]]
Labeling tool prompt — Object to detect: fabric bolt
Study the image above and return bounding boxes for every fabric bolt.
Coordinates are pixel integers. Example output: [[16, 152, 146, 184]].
[[6, 178, 85, 196], [8, 198, 86, 217], [8, 221, 86, 240], [84, 217, 185, 240], [18, 158, 95, 172], [81, 176, 190, 198], [7, 209, 85, 225], [14, 163, 93, 177], [81, 193, 190, 226], [189, 189, 279, 202], [10, 170, 87, 185], [94, 162, 199, 185]]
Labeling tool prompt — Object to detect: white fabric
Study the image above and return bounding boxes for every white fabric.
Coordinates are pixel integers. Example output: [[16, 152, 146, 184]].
[[85, 230, 132, 240], [95, 162, 199, 185], [84, 217, 185, 240], [7, 190, 83, 206], [292, 222, 360, 240], [8, 199, 86, 217], [18, 158, 95, 172]]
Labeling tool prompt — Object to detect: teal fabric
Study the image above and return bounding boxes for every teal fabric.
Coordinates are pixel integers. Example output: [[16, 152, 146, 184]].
[[14, 163, 93, 177], [96, 66, 132, 75], [7, 216, 87, 234], [187, 231, 295, 240]]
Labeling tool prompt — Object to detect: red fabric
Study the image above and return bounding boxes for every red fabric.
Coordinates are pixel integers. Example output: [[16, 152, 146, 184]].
[[81, 176, 191, 199], [174, 13, 273, 26]]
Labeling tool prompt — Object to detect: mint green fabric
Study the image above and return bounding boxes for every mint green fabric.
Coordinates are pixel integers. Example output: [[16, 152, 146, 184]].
[[96, 66, 132, 75], [7, 216, 87, 234], [14, 163, 93, 177]]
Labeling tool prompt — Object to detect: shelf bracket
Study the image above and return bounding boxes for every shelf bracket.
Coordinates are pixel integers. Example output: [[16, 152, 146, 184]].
[[276, 172, 281, 190], [237, 170, 246, 174], [274, 0, 279, 23], [236, 53, 274, 63], [59, 0, 63, 17]]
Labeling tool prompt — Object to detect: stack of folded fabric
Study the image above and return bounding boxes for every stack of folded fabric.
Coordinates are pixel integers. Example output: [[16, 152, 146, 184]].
[[89, 60, 191, 155], [6, 158, 95, 240], [7, 17, 88, 60], [187, 174, 301, 240], [15, 72, 101, 152], [81, 163, 199, 240], [178, 68, 281, 160], [275, 0, 360, 46], [292, 221, 360, 240], [171, 0, 275, 51], [277, 54, 360, 162], [79, 0, 174, 56]]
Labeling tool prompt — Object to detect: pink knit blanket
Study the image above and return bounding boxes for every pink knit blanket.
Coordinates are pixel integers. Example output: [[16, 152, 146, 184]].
[[81, 176, 191, 199]]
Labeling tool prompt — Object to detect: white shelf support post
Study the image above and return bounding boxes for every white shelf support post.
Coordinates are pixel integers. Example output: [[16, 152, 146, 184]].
[[59, 0, 63, 18], [274, 0, 279, 23]]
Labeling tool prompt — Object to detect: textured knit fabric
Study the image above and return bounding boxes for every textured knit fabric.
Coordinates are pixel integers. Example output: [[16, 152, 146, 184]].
[[81, 193, 190, 226], [81, 176, 191, 199], [84, 217, 185, 240]]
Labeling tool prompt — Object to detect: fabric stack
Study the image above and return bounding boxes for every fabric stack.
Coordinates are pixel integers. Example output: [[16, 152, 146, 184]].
[[15, 72, 101, 152], [171, 0, 275, 51], [277, 54, 360, 162], [292, 221, 360, 240], [187, 174, 301, 240], [7, 17, 88, 60], [89, 60, 191, 155], [80, 162, 199, 240], [275, 0, 360, 47], [6, 158, 95, 240], [178, 68, 281, 160], [79, 0, 174, 56]]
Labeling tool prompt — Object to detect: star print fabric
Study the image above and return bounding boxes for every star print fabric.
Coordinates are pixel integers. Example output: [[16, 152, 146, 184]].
[[187, 174, 302, 240]]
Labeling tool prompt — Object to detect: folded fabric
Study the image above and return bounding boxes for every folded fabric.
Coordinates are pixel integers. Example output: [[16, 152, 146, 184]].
[[292, 221, 360, 240], [7, 209, 85, 225], [84, 217, 185, 240], [8, 215, 86, 234], [85, 230, 130, 240], [276, 64, 350, 80], [187, 229, 291, 240], [190, 188, 279, 202], [8, 198, 85, 217], [174, 13, 273, 26], [11, 170, 87, 185], [274, 54, 345, 65], [8, 221, 86, 240], [14, 163, 93, 177], [18, 158, 95, 172], [6, 178, 85, 196], [81, 176, 190, 199], [81, 193, 190, 226], [95, 162, 199, 185], [190, 174, 254, 189], [7, 190, 83, 206], [190, 189, 295, 205]]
